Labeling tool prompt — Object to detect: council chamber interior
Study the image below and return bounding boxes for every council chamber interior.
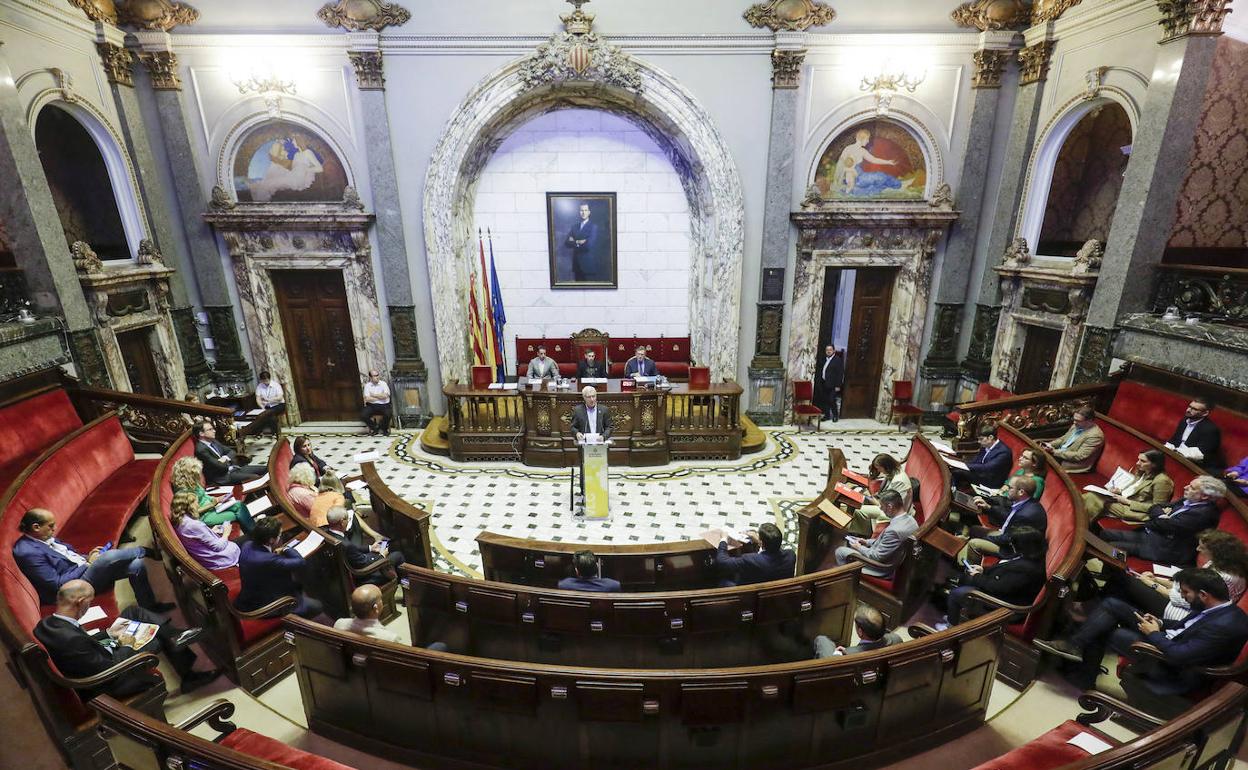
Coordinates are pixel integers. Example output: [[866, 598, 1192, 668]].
[[1, 0, 1247, 769]]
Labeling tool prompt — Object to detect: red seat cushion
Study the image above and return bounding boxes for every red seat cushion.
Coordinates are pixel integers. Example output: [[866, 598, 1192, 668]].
[[215, 566, 283, 645], [221, 728, 358, 770], [862, 574, 895, 593], [969, 720, 1118, 770], [0, 390, 82, 469], [654, 361, 688, 378]]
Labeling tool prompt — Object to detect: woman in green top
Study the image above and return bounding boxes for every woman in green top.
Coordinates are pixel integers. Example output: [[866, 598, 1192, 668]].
[[171, 456, 256, 534], [1004, 448, 1046, 500]]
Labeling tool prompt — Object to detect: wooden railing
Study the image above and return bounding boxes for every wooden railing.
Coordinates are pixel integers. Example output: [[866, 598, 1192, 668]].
[[362, 459, 433, 570], [1153, 263, 1248, 322], [952, 381, 1117, 449]]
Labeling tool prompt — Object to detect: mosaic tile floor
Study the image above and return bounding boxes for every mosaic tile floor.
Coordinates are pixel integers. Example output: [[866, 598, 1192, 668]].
[[256, 418, 931, 577]]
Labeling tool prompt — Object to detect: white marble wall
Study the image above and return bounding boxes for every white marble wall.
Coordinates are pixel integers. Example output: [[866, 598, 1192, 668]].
[[472, 109, 691, 358]]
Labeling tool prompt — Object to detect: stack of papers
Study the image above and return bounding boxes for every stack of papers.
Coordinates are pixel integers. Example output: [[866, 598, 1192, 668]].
[[290, 531, 324, 558], [931, 440, 957, 455], [345, 479, 368, 492], [205, 486, 232, 497], [234, 420, 251, 429], [943, 456, 970, 471], [246, 495, 273, 517], [244, 408, 265, 417], [240, 475, 269, 494]]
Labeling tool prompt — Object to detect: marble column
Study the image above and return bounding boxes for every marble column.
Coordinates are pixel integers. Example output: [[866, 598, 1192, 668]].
[[921, 35, 1015, 406], [1076, 3, 1228, 383], [963, 35, 1054, 382], [746, 40, 805, 426], [130, 31, 249, 384], [347, 43, 428, 424]]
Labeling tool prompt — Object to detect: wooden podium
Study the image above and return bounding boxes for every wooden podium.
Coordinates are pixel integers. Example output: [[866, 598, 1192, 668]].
[[579, 438, 610, 520]]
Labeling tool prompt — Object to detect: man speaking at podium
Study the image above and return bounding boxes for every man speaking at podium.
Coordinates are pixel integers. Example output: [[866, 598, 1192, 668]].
[[571, 386, 612, 504]]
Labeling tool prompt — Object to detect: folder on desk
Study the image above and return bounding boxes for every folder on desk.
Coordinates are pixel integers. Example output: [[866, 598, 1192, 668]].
[[834, 483, 865, 506], [817, 498, 852, 529]]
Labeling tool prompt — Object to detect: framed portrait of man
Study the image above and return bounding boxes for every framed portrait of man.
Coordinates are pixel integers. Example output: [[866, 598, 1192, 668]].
[[546, 192, 618, 289]]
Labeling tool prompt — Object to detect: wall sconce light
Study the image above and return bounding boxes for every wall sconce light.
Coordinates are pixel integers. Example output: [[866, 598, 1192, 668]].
[[230, 69, 296, 118], [859, 68, 926, 115]]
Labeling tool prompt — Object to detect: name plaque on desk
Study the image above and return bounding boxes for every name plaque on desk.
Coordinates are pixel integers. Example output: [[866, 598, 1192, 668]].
[[761, 268, 784, 302]]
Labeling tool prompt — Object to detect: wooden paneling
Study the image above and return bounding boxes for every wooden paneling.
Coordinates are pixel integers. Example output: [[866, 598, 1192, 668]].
[[272, 269, 360, 421]]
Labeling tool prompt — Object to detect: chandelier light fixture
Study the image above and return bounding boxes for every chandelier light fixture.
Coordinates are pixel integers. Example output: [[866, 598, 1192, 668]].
[[859, 66, 926, 115], [231, 68, 297, 118]]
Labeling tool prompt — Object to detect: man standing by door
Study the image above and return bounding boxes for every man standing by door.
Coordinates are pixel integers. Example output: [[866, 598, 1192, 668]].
[[815, 345, 844, 422]]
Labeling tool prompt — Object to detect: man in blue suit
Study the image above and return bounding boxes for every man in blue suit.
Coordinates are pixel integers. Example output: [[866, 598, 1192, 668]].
[[954, 423, 1014, 489], [557, 550, 621, 593], [234, 517, 323, 619], [1036, 568, 1248, 716], [966, 475, 1047, 563], [623, 346, 658, 378], [565, 203, 600, 281], [12, 508, 168, 611], [1100, 476, 1225, 566], [713, 522, 796, 587]]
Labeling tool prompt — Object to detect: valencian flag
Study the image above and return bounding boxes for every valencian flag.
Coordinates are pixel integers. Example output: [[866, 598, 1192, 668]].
[[468, 234, 490, 373], [487, 229, 507, 381], [476, 230, 502, 377]]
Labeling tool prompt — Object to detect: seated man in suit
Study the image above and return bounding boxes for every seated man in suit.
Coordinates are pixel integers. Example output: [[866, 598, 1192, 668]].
[[714, 522, 796, 587], [1165, 398, 1222, 470], [526, 346, 560, 380], [192, 419, 265, 486], [234, 517, 323, 619], [325, 506, 403, 586], [1041, 405, 1106, 473], [966, 475, 1047, 564], [939, 525, 1047, 629], [814, 605, 901, 658], [1036, 567, 1248, 715], [576, 349, 607, 379], [623, 345, 658, 378], [834, 490, 917, 577], [557, 550, 621, 593], [1099, 476, 1226, 566], [13, 508, 169, 612], [34, 580, 216, 698], [952, 423, 1014, 490]]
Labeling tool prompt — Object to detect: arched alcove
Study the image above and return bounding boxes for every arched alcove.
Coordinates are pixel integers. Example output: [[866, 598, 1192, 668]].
[[1033, 102, 1133, 257], [33, 104, 131, 259]]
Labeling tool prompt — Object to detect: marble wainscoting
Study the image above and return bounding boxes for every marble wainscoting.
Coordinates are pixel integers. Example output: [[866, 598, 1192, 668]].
[[788, 208, 957, 422], [1116, 313, 1248, 392]]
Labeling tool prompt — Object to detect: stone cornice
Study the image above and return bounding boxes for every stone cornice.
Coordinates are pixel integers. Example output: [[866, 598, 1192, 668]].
[[203, 207, 374, 232], [791, 207, 960, 230]]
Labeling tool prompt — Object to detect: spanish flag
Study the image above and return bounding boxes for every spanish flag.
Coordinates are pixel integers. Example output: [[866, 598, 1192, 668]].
[[470, 231, 497, 374]]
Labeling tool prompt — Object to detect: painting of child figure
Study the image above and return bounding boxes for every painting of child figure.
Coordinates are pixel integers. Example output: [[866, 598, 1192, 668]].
[[232, 120, 349, 203], [815, 120, 926, 201]]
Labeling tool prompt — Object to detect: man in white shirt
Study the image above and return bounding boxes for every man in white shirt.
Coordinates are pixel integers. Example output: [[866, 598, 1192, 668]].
[[526, 346, 560, 380], [253, 370, 285, 436], [362, 370, 392, 436], [570, 387, 612, 504], [334, 584, 449, 650]]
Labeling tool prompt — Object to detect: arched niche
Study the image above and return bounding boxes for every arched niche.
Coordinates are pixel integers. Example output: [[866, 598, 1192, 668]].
[[806, 110, 946, 202], [424, 61, 744, 386], [1020, 96, 1136, 258], [33, 103, 140, 259], [220, 117, 352, 204]]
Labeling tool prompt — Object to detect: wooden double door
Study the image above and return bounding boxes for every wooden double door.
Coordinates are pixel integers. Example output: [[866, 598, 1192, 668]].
[[818, 267, 894, 419], [271, 269, 361, 421]]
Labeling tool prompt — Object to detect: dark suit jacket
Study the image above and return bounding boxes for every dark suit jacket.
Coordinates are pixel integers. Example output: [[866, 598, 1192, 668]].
[[234, 540, 306, 612], [843, 632, 902, 655], [570, 405, 612, 439], [715, 543, 796, 586], [968, 441, 1014, 489], [815, 353, 844, 406], [1142, 603, 1248, 695], [290, 452, 328, 482], [1141, 499, 1222, 566], [1169, 418, 1222, 469], [330, 521, 388, 574], [624, 357, 657, 377], [966, 555, 1045, 606], [983, 498, 1048, 550], [13, 535, 89, 605], [195, 439, 239, 486], [566, 219, 599, 255], [33, 615, 157, 699], [557, 576, 622, 593], [576, 359, 607, 379]]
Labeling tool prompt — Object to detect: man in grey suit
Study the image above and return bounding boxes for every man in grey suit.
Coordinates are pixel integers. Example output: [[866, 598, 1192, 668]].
[[570, 386, 611, 503], [833, 490, 917, 577], [526, 346, 559, 380], [814, 605, 902, 658]]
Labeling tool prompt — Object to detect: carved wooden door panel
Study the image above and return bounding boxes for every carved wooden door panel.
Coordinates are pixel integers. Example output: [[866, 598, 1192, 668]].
[[1015, 324, 1061, 394], [116, 327, 163, 396], [841, 268, 893, 418], [271, 269, 361, 421]]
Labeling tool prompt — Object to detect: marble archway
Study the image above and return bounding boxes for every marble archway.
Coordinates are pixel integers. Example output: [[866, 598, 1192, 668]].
[[423, 14, 744, 386]]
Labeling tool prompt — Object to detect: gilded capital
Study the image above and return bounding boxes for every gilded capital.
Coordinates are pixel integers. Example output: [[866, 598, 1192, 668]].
[[348, 51, 385, 91], [67, 0, 118, 24], [951, 0, 1029, 31], [1031, 0, 1083, 23], [972, 49, 1009, 88], [1156, 0, 1231, 42], [117, 0, 199, 31], [317, 0, 411, 32], [1017, 40, 1053, 85], [771, 49, 806, 89], [96, 42, 134, 87], [139, 50, 180, 90], [744, 0, 835, 31]]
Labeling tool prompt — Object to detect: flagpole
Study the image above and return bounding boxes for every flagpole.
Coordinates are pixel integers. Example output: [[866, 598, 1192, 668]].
[[488, 227, 507, 381]]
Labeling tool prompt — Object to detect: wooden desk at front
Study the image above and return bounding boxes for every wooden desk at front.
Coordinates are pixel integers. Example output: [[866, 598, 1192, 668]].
[[443, 379, 743, 466]]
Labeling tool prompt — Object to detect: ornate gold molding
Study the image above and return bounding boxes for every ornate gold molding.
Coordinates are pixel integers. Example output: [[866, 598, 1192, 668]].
[[96, 42, 134, 87], [951, 0, 1030, 31], [118, 0, 199, 31], [67, 0, 117, 24], [972, 49, 1010, 88], [1017, 40, 1053, 85], [1030, 0, 1083, 23], [744, 0, 835, 31], [771, 49, 806, 90], [139, 50, 180, 90], [1157, 0, 1231, 42], [317, 0, 411, 32], [348, 51, 385, 91]]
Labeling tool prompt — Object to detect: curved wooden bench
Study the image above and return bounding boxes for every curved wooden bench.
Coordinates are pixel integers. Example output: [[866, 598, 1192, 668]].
[[148, 432, 297, 695], [360, 459, 432, 570], [400, 561, 859, 667], [285, 608, 1010, 770]]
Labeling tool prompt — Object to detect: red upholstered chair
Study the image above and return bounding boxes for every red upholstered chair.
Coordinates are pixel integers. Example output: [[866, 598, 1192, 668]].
[[792, 380, 822, 432], [890, 380, 923, 431]]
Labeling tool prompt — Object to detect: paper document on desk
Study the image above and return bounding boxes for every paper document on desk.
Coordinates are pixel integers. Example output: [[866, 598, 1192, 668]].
[[346, 479, 368, 491], [215, 496, 238, 513], [1067, 732, 1114, 755], [581, 377, 608, 384], [205, 485, 232, 497], [581, 433, 603, 445], [291, 531, 324, 558], [943, 456, 970, 471], [931, 440, 956, 455], [487, 382, 503, 389], [244, 408, 265, 417], [970, 483, 997, 497], [234, 420, 252, 429], [81, 605, 109, 625], [1153, 564, 1179, 578], [239, 474, 269, 494], [1083, 485, 1115, 497], [246, 495, 272, 517]]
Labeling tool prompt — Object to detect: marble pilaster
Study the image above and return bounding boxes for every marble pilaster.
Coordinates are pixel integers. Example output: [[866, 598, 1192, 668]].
[[0, 45, 94, 327], [68, 327, 112, 387]]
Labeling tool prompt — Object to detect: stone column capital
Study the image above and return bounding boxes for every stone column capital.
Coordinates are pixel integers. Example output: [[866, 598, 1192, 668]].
[[971, 48, 1010, 89], [1017, 40, 1053, 86], [349, 51, 385, 91], [1156, 0, 1230, 43], [96, 41, 134, 87], [138, 50, 180, 90], [770, 49, 807, 90]]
